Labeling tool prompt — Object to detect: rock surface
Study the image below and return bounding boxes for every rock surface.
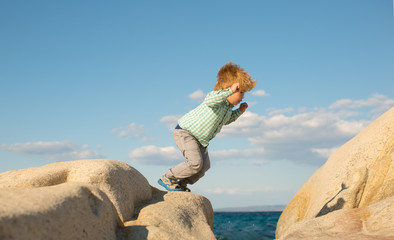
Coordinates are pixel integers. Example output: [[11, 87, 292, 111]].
[[276, 107, 394, 239], [0, 159, 215, 239], [121, 187, 215, 240]]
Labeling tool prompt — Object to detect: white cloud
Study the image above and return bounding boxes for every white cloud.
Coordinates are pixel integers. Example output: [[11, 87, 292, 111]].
[[128, 145, 182, 165], [112, 122, 145, 138], [251, 89, 269, 97], [223, 109, 373, 142], [189, 90, 206, 102], [248, 111, 369, 165], [1, 141, 103, 161], [311, 147, 338, 158], [268, 108, 294, 116], [218, 100, 389, 164], [329, 94, 394, 116], [210, 148, 265, 160], [218, 111, 264, 138]]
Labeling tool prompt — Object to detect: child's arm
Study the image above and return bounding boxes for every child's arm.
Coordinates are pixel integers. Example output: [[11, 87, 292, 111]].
[[205, 83, 239, 108], [205, 89, 233, 107], [225, 103, 248, 125]]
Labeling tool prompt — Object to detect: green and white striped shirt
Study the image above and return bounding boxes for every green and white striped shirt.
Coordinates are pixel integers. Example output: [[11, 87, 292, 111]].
[[178, 88, 243, 147]]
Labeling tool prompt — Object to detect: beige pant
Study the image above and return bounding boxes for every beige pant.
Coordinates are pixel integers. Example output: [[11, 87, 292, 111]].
[[166, 129, 210, 184]]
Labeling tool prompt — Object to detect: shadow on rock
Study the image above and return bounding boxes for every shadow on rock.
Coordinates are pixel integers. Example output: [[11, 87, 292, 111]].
[[118, 225, 149, 240], [316, 183, 348, 217]]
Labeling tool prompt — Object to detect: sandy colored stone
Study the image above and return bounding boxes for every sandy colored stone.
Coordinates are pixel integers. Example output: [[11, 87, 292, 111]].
[[0, 159, 152, 222], [0, 182, 119, 240], [121, 187, 215, 240], [282, 196, 394, 240], [276, 107, 394, 239], [0, 159, 216, 239]]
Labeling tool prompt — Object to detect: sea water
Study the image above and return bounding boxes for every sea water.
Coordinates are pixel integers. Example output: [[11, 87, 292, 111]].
[[213, 212, 281, 240]]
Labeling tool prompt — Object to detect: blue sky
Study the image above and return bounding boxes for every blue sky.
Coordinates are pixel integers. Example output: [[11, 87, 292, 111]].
[[1, 0, 394, 209]]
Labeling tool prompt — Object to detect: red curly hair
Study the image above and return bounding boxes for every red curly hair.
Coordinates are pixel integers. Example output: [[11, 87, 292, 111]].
[[214, 61, 256, 92]]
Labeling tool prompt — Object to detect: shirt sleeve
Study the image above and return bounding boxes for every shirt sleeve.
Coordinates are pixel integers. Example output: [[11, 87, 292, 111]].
[[225, 108, 243, 125], [205, 89, 233, 108]]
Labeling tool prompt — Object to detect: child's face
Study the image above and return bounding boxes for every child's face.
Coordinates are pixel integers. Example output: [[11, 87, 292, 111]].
[[227, 91, 245, 106]]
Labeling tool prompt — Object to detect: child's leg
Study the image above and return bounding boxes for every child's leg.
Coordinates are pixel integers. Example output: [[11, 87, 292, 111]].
[[165, 129, 207, 181], [184, 147, 210, 184]]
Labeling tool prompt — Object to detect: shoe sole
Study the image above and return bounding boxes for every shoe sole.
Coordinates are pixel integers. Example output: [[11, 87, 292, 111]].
[[158, 179, 182, 191]]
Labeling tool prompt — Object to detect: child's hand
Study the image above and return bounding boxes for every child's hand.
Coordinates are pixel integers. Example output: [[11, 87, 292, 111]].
[[239, 102, 248, 113], [230, 83, 240, 93]]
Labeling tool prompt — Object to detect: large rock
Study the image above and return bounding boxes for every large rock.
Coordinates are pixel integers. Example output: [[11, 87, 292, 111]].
[[121, 188, 215, 240], [0, 159, 215, 239], [276, 107, 394, 239], [0, 159, 152, 222], [0, 182, 119, 240], [279, 196, 394, 240]]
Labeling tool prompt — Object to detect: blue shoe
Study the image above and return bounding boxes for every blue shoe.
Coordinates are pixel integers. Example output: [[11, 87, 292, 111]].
[[158, 174, 183, 191], [177, 181, 191, 192]]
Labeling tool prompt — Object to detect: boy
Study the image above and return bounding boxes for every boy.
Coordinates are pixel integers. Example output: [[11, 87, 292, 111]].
[[158, 61, 256, 191]]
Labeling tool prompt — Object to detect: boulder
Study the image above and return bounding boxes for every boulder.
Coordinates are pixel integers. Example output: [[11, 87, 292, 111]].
[[276, 107, 394, 239], [0, 182, 119, 240], [0, 159, 152, 222], [0, 159, 215, 239], [121, 187, 216, 240], [281, 196, 394, 240]]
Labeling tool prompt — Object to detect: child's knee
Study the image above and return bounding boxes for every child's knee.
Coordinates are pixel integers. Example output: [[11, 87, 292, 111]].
[[189, 161, 204, 173], [184, 150, 205, 173]]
